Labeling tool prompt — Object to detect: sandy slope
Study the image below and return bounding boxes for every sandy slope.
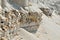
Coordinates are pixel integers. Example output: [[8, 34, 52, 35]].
[[11, 28, 40, 40], [36, 14, 60, 40]]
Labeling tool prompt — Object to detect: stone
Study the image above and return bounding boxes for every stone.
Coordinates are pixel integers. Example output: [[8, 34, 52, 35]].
[[40, 8, 52, 16]]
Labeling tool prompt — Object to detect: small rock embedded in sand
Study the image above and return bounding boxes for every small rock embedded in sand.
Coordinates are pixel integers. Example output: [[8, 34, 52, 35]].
[[40, 8, 52, 16]]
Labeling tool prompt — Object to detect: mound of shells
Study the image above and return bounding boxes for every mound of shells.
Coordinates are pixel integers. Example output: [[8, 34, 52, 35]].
[[0, 7, 42, 40]]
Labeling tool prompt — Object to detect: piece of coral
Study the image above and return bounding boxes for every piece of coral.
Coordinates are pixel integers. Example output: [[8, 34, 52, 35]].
[[0, 7, 42, 40]]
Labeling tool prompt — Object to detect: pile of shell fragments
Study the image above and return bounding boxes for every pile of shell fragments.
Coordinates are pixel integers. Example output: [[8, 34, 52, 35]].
[[0, 7, 43, 40]]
